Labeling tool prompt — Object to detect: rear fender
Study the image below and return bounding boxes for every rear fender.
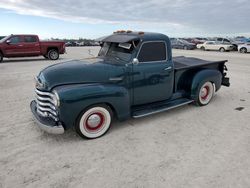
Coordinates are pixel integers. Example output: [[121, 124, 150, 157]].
[[191, 69, 222, 99], [54, 84, 130, 129]]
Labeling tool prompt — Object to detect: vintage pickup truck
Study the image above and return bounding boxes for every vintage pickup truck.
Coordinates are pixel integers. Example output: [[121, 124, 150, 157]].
[[0, 34, 65, 62], [30, 31, 230, 139]]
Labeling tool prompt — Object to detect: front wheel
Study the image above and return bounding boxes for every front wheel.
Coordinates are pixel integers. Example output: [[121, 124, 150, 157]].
[[219, 47, 226, 52], [240, 48, 247, 53], [195, 81, 214, 106], [47, 49, 59, 60], [76, 105, 113, 139]]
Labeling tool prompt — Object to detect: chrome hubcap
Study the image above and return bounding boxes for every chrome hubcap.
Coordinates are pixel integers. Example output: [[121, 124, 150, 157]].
[[87, 114, 101, 128], [51, 51, 58, 59]]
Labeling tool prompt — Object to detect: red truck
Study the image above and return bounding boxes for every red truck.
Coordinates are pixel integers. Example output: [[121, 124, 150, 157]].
[[0, 34, 65, 62]]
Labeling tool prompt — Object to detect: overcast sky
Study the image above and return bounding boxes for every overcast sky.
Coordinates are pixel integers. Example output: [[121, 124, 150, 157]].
[[0, 0, 249, 39]]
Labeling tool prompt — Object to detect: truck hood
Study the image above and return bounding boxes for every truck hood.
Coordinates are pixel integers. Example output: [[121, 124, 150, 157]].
[[38, 58, 126, 90]]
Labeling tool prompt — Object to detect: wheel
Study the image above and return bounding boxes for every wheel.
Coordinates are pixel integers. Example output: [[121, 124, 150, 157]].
[[75, 105, 113, 139], [43, 55, 49, 59], [47, 49, 59, 60], [200, 46, 205, 51], [183, 46, 188, 50], [0, 52, 3, 63], [240, 48, 247, 53], [219, 47, 225, 52], [195, 81, 214, 106]]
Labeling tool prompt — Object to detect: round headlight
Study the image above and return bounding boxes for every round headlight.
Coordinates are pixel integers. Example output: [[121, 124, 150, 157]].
[[52, 91, 60, 107]]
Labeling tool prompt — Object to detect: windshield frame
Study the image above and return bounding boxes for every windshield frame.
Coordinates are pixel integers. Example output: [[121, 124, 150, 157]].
[[98, 41, 137, 62], [0, 35, 10, 43]]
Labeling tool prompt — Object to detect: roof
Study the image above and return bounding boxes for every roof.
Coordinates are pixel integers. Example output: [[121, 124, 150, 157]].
[[97, 31, 169, 43]]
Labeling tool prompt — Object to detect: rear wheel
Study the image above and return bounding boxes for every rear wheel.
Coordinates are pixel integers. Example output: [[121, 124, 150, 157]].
[[184, 46, 188, 50], [0, 53, 3, 63], [219, 47, 225, 52], [240, 47, 247, 53], [195, 81, 214, 106], [47, 49, 59, 60], [76, 105, 113, 139]]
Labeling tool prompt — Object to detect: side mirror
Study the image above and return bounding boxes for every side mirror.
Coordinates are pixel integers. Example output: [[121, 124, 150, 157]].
[[132, 58, 139, 65], [6, 40, 11, 44]]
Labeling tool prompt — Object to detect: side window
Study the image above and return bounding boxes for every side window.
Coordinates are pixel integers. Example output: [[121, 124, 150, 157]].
[[9, 36, 21, 44], [138, 42, 167, 62], [24, 36, 37, 43]]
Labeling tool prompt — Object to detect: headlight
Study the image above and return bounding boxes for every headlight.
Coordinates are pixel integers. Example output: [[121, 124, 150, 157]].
[[35, 76, 45, 89], [52, 90, 60, 107]]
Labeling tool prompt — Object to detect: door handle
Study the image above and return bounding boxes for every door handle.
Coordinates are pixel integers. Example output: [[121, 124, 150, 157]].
[[18, 45, 23, 47], [109, 76, 124, 81], [164, 66, 172, 71]]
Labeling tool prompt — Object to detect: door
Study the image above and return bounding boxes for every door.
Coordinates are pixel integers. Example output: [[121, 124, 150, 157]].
[[4, 36, 24, 57], [23, 36, 41, 56], [132, 41, 174, 105]]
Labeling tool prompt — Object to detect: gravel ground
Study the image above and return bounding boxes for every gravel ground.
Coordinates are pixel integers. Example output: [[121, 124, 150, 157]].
[[0, 47, 249, 188]]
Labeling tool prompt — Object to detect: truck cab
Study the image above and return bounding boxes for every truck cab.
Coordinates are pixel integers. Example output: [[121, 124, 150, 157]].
[[30, 31, 230, 139]]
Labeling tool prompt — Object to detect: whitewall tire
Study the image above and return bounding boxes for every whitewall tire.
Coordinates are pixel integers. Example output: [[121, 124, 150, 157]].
[[76, 105, 112, 139], [196, 81, 214, 106]]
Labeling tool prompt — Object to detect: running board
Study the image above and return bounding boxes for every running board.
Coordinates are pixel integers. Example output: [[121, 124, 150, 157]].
[[132, 98, 193, 118]]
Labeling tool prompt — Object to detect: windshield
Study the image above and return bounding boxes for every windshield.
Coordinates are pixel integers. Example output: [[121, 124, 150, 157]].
[[98, 41, 138, 62], [0, 35, 9, 43]]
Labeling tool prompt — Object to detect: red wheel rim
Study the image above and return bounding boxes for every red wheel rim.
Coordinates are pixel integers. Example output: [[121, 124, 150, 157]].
[[84, 112, 105, 132], [201, 86, 210, 100]]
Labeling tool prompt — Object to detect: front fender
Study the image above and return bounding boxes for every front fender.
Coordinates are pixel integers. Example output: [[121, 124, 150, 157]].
[[54, 84, 130, 129], [191, 69, 222, 99]]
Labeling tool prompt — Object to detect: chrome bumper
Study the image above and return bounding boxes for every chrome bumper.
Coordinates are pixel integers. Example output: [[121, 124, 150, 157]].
[[30, 100, 64, 134]]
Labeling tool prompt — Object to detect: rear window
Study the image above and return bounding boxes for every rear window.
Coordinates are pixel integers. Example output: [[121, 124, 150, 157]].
[[138, 42, 167, 62], [24, 36, 37, 43]]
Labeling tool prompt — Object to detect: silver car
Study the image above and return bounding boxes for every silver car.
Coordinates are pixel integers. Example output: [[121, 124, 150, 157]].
[[197, 41, 234, 52], [238, 43, 250, 53]]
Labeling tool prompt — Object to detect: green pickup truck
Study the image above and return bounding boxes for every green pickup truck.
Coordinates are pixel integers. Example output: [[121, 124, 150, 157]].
[[30, 31, 230, 139]]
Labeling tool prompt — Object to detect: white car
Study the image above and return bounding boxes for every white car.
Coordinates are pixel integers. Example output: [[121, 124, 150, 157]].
[[197, 41, 234, 52], [238, 43, 250, 53]]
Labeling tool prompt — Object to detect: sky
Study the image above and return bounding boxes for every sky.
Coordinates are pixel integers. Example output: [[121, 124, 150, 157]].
[[0, 0, 249, 39]]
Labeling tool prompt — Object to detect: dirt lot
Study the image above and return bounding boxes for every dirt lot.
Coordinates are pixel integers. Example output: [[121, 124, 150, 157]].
[[0, 47, 249, 188]]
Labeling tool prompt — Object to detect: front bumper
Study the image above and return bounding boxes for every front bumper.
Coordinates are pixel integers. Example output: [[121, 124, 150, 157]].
[[30, 100, 64, 134]]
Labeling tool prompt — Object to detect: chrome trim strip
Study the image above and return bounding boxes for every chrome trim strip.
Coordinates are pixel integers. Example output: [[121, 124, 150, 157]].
[[35, 89, 54, 97], [133, 100, 193, 118], [36, 99, 56, 110], [37, 109, 58, 121], [37, 106, 57, 116], [36, 95, 54, 104]]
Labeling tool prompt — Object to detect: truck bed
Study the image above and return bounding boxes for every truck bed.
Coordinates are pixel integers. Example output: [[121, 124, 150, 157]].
[[173, 56, 227, 70]]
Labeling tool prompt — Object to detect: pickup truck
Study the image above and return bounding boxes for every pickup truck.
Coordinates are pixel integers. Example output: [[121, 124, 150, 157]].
[[0, 34, 65, 62], [30, 31, 230, 139]]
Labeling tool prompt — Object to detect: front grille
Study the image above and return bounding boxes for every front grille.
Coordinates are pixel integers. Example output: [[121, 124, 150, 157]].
[[35, 89, 58, 121]]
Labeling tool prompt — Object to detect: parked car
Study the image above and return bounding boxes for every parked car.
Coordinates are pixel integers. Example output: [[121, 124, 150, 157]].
[[170, 38, 196, 50], [238, 43, 250, 53], [30, 31, 230, 139], [65, 41, 78, 47], [0, 35, 65, 62], [197, 41, 234, 52]]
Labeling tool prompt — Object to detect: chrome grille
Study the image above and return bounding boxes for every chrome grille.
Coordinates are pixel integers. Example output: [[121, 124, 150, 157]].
[[35, 89, 58, 121]]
